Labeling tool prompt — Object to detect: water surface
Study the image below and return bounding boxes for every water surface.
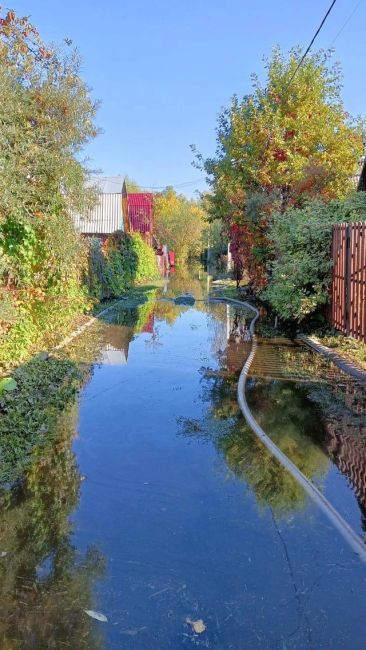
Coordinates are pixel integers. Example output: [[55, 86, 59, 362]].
[[1, 272, 366, 648]]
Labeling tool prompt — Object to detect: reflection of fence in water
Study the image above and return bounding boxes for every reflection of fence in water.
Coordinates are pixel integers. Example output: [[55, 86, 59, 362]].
[[326, 425, 366, 528]]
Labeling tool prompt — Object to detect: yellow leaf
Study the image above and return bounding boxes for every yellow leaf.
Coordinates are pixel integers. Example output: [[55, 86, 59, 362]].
[[186, 617, 206, 634]]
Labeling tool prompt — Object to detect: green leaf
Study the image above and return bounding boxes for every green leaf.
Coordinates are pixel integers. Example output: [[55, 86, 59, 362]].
[[0, 377, 18, 395]]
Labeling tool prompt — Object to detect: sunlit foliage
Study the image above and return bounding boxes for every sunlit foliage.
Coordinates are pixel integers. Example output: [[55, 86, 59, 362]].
[[154, 187, 207, 263], [194, 47, 366, 294]]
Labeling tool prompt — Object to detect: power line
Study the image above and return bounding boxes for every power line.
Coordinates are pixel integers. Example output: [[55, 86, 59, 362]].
[[330, 0, 364, 46], [287, 0, 337, 87], [96, 176, 206, 190], [139, 178, 206, 190]]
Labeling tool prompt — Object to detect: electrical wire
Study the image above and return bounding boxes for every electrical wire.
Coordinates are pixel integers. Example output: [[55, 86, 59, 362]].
[[287, 0, 337, 87], [136, 178, 206, 190], [92, 176, 206, 190], [329, 0, 364, 46]]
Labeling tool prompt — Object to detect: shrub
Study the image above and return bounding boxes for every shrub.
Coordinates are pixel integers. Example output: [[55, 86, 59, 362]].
[[87, 231, 158, 302], [129, 232, 159, 282], [263, 193, 366, 321]]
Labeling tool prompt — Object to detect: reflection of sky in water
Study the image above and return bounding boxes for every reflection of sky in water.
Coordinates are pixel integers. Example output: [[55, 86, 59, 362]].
[[1, 274, 366, 648]]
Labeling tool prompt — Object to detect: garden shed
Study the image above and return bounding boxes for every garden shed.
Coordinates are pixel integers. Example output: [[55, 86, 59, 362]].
[[71, 176, 125, 237]]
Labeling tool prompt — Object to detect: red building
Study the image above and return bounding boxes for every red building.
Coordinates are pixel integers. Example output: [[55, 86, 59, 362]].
[[122, 181, 154, 246]]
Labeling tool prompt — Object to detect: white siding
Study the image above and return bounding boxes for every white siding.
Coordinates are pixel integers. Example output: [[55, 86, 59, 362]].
[[72, 194, 123, 234]]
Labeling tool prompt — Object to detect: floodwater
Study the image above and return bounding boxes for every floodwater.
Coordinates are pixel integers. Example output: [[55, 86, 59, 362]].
[[1, 270, 366, 648]]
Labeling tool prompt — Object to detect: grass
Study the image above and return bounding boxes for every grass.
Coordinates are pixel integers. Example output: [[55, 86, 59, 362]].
[[312, 332, 366, 372]]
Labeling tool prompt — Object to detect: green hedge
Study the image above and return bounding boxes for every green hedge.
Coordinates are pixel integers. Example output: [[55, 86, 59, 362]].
[[0, 226, 158, 372], [86, 231, 158, 301]]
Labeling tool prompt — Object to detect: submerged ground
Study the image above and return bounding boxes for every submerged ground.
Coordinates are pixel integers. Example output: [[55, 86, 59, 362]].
[[0, 269, 366, 648]]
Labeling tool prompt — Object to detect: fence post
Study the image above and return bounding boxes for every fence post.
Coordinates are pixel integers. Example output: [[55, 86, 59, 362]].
[[345, 224, 351, 335]]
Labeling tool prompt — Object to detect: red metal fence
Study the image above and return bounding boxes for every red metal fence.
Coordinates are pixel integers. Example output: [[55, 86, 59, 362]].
[[331, 222, 366, 341]]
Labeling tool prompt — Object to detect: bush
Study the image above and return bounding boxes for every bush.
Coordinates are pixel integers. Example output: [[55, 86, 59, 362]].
[[87, 231, 158, 302], [129, 232, 159, 282], [263, 193, 366, 321], [0, 214, 89, 371]]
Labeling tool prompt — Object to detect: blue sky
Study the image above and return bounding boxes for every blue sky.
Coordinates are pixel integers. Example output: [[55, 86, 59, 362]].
[[9, 0, 366, 196]]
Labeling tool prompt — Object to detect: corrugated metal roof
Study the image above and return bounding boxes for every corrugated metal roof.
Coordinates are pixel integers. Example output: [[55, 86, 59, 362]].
[[127, 192, 153, 233], [88, 176, 125, 194], [71, 193, 123, 234]]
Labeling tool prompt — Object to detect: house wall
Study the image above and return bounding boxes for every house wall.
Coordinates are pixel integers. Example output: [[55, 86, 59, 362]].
[[71, 193, 124, 234]]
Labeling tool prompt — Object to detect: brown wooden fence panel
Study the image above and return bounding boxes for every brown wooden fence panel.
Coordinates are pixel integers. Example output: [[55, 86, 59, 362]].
[[330, 222, 366, 342], [331, 223, 346, 333]]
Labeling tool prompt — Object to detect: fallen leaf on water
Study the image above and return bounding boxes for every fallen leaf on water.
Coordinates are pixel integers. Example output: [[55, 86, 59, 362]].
[[84, 609, 108, 623], [186, 617, 206, 634]]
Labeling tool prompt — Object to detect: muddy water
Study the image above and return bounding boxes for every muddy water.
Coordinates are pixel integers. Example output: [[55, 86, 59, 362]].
[[1, 272, 366, 648]]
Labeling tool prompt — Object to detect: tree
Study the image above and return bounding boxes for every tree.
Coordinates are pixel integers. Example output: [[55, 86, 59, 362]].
[[124, 176, 142, 192], [0, 8, 99, 365], [194, 47, 366, 290], [0, 9, 98, 221], [154, 187, 207, 263]]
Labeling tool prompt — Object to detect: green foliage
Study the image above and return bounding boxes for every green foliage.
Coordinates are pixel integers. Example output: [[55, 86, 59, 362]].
[[197, 47, 365, 215], [0, 212, 89, 370], [264, 192, 366, 321], [87, 231, 158, 302], [124, 176, 142, 192], [194, 47, 366, 292], [313, 332, 366, 373], [154, 187, 207, 262], [130, 232, 159, 282], [0, 8, 98, 368], [0, 354, 81, 484], [0, 9, 98, 222]]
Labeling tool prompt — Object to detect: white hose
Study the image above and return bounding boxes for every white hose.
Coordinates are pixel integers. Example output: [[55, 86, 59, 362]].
[[223, 297, 366, 563]]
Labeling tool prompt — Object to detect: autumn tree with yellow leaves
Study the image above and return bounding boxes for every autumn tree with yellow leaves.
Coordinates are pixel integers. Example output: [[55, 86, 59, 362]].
[[154, 187, 207, 263], [195, 47, 366, 297]]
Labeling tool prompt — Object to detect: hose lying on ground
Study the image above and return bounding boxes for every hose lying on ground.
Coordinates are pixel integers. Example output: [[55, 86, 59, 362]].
[[220, 297, 366, 563]]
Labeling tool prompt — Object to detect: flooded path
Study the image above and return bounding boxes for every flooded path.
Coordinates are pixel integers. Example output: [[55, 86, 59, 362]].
[[1, 271, 366, 648]]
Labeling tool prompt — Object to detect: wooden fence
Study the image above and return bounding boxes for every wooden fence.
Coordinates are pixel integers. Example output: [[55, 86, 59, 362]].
[[331, 222, 366, 342]]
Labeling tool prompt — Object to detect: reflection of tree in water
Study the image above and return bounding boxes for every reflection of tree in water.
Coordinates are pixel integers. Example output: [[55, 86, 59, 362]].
[[179, 363, 330, 515], [179, 375, 299, 514], [164, 263, 210, 302], [252, 340, 366, 535], [246, 380, 329, 481], [0, 406, 105, 649]]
